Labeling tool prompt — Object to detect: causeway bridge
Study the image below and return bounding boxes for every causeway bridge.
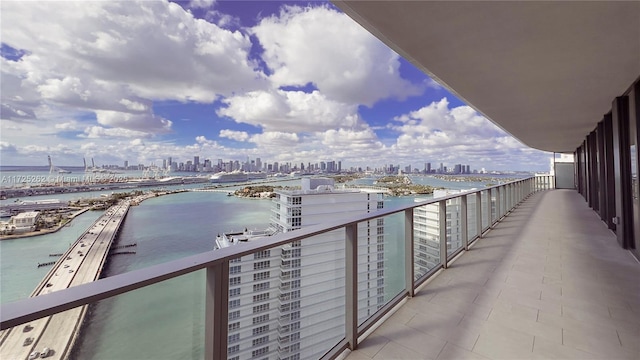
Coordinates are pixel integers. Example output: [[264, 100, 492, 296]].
[[0, 202, 130, 360]]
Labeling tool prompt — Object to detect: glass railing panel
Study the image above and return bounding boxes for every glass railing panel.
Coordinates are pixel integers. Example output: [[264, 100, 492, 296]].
[[481, 190, 489, 230], [0, 270, 207, 360], [358, 212, 405, 326], [446, 199, 463, 257], [271, 232, 345, 360], [466, 194, 478, 241], [413, 203, 441, 280], [490, 188, 497, 223]]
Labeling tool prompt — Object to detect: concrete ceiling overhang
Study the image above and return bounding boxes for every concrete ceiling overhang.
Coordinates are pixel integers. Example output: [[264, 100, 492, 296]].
[[333, 1, 640, 153]]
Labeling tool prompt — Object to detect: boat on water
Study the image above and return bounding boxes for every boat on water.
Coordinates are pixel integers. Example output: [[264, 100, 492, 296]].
[[209, 171, 266, 183]]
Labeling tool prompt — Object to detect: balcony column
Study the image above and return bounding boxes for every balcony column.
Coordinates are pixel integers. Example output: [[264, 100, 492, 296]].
[[345, 223, 358, 350], [404, 209, 414, 297], [439, 200, 448, 268], [205, 261, 229, 360]]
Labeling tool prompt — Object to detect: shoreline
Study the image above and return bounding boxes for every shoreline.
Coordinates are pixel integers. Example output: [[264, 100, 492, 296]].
[[0, 190, 185, 240], [0, 207, 92, 240]]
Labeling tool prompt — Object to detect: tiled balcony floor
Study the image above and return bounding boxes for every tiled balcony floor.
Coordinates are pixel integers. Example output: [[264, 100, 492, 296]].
[[346, 190, 640, 360]]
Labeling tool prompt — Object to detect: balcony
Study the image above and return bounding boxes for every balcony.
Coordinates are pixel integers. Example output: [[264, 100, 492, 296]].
[[1, 176, 639, 359], [344, 188, 640, 360]]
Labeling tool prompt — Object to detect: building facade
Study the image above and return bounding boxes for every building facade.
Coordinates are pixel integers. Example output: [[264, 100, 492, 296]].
[[219, 178, 386, 360], [413, 190, 479, 275]]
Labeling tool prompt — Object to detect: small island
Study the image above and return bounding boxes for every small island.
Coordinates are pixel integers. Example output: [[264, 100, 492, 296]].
[[234, 185, 281, 199], [233, 177, 444, 199], [1, 189, 185, 239]]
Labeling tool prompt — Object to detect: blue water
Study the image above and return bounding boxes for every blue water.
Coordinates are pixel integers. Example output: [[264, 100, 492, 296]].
[[73, 191, 273, 359], [0, 210, 105, 303]]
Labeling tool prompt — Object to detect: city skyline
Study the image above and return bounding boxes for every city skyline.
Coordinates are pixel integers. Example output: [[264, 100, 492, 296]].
[[37, 154, 499, 175], [1, 1, 551, 171]]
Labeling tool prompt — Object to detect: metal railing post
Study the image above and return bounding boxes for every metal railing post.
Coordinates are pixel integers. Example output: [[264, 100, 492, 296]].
[[439, 200, 448, 269], [404, 209, 414, 297], [461, 195, 468, 251], [205, 261, 229, 360], [476, 192, 482, 238], [486, 190, 492, 228], [531, 178, 535, 194], [496, 187, 502, 219], [345, 224, 358, 350]]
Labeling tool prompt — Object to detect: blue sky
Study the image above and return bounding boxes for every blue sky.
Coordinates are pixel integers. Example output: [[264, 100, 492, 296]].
[[0, 0, 551, 171]]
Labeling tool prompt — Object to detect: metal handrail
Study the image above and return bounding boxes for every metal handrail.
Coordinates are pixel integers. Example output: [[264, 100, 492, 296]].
[[0, 175, 554, 359]]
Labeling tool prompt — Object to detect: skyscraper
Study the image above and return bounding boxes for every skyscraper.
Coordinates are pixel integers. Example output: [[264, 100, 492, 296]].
[[413, 189, 478, 274], [217, 179, 386, 360]]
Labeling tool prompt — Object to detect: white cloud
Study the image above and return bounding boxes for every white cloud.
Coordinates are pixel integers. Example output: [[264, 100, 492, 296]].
[[393, 98, 502, 139], [119, 99, 147, 112], [219, 129, 249, 141], [249, 131, 300, 147], [189, 0, 215, 9], [1, 0, 266, 142], [95, 110, 172, 134], [252, 5, 422, 106], [320, 128, 383, 151], [218, 89, 362, 132], [55, 121, 80, 131], [389, 98, 551, 168], [81, 126, 152, 139], [1, 103, 36, 121], [0, 141, 17, 153], [2, 1, 263, 102]]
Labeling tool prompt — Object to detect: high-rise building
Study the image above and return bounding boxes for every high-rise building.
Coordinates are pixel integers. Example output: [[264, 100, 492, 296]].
[[413, 189, 478, 274], [217, 179, 386, 360]]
